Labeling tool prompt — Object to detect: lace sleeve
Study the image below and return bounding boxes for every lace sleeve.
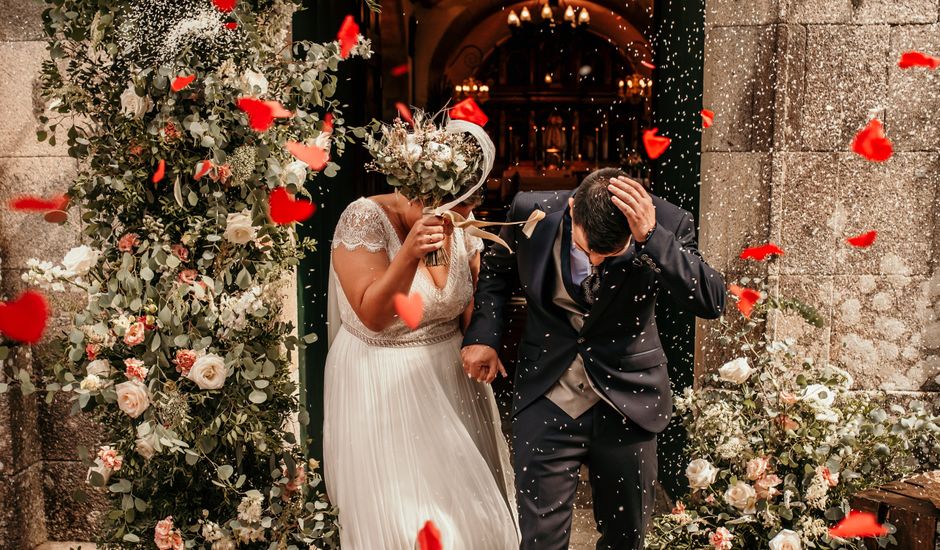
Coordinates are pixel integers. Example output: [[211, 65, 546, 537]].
[[332, 199, 388, 253], [463, 213, 485, 256]]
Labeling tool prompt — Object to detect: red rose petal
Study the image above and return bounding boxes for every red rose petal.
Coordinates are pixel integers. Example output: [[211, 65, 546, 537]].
[[416, 521, 442, 550], [396, 102, 415, 126], [322, 113, 334, 134], [394, 293, 424, 331], [171, 74, 196, 92], [729, 284, 761, 319], [237, 97, 275, 131], [264, 100, 293, 120], [286, 141, 330, 171], [641, 60, 656, 70], [450, 98, 489, 127], [337, 15, 360, 59], [642, 128, 671, 160], [152, 159, 166, 184], [701, 108, 715, 129], [224, 21, 238, 30], [851, 119, 893, 162], [9, 194, 69, 212], [846, 230, 878, 248], [269, 187, 316, 225], [194, 160, 214, 179], [212, 0, 236, 13], [0, 291, 49, 344], [391, 64, 410, 77], [898, 51, 940, 70], [739, 243, 784, 261], [829, 510, 888, 539]]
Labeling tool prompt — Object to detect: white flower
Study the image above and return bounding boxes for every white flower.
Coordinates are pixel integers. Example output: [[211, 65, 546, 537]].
[[62, 245, 101, 276], [237, 493, 264, 523], [723, 480, 757, 514], [187, 353, 228, 390], [718, 357, 753, 384], [119, 82, 152, 119], [86, 359, 111, 378], [283, 160, 308, 184], [80, 374, 103, 391], [686, 458, 718, 490], [223, 211, 257, 245], [240, 69, 268, 96], [428, 142, 453, 163], [801, 384, 835, 408], [115, 380, 151, 418], [314, 130, 332, 153], [769, 529, 802, 550], [135, 435, 156, 460]]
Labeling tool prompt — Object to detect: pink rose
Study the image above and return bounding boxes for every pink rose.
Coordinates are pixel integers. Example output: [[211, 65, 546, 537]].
[[118, 233, 140, 252], [755, 474, 782, 499], [780, 391, 798, 405], [154, 516, 184, 550], [710, 527, 733, 550], [86, 343, 100, 361], [746, 456, 771, 481], [174, 349, 197, 376], [178, 269, 198, 285], [97, 446, 123, 471], [124, 358, 148, 382], [124, 322, 146, 347], [171, 244, 189, 261]]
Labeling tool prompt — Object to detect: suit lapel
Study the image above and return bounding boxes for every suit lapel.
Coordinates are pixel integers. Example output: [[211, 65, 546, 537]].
[[527, 208, 564, 304]]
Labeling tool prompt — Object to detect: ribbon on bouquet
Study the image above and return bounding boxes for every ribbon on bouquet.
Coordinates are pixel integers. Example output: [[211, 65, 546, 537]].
[[430, 117, 544, 252]]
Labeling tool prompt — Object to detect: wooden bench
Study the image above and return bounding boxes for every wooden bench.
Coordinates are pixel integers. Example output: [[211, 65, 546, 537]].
[[851, 471, 940, 549]]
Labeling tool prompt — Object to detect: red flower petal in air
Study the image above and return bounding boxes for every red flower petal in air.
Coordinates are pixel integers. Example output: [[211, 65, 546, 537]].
[[450, 98, 489, 127], [847, 230, 878, 248], [829, 510, 888, 539], [0, 291, 49, 344], [194, 160, 214, 179], [416, 521, 442, 550], [152, 159, 166, 184], [264, 100, 293, 120], [212, 0, 236, 12], [337, 15, 360, 59], [171, 74, 196, 92], [851, 119, 893, 162], [9, 194, 68, 212], [238, 97, 275, 131], [269, 187, 316, 225], [898, 51, 940, 69], [641, 60, 656, 70], [701, 108, 715, 129], [224, 21, 238, 30], [286, 141, 330, 171], [740, 243, 784, 261], [729, 284, 761, 319], [394, 293, 424, 331], [391, 64, 410, 77], [643, 128, 671, 160], [396, 102, 415, 126], [322, 113, 334, 134]]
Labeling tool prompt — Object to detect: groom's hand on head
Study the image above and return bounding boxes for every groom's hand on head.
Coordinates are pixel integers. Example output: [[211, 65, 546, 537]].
[[461, 344, 507, 384], [608, 176, 656, 243]]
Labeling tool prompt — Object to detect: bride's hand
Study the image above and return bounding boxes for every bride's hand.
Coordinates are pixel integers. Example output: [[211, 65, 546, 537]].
[[402, 215, 446, 260]]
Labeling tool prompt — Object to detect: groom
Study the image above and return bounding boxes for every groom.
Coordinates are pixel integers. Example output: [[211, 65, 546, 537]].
[[462, 168, 726, 550]]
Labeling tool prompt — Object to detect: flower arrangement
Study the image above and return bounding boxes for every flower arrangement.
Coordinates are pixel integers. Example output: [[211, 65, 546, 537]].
[[645, 276, 940, 550], [20, 0, 374, 546]]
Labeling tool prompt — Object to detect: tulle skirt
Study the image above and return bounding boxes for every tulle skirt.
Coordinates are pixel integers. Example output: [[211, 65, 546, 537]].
[[323, 327, 520, 550]]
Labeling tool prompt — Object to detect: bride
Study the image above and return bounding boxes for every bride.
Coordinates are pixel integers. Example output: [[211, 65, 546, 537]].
[[323, 135, 519, 547]]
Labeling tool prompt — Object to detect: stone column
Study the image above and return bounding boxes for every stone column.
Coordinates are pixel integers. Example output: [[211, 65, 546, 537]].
[[699, 0, 940, 399], [0, 0, 104, 544]]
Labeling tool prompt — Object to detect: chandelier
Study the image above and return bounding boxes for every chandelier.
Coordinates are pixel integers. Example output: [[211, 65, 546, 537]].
[[454, 76, 490, 103], [508, 1, 590, 28], [618, 73, 652, 102]]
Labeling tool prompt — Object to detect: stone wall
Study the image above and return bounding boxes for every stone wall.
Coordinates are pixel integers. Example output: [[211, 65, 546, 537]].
[[697, 0, 940, 400], [0, 0, 105, 546]]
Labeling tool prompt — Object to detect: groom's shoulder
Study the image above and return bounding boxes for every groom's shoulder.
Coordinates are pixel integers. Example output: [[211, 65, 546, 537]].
[[509, 190, 570, 219], [649, 193, 694, 228]]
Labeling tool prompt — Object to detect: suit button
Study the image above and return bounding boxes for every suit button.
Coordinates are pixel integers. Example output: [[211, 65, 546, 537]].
[[577, 337, 586, 344]]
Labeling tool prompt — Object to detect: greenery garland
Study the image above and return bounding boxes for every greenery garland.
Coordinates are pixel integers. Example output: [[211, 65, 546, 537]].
[[14, 0, 372, 547]]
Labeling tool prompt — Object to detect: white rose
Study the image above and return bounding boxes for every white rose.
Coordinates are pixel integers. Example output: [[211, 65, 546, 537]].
[[428, 142, 453, 163], [801, 384, 835, 408], [240, 69, 268, 96], [769, 529, 802, 550], [115, 380, 150, 418], [686, 458, 718, 490], [187, 353, 228, 390], [86, 359, 111, 378], [135, 435, 157, 460], [62, 245, 101, 276], [723, 480, 757, 514], [718, 357, 753, 384], [80, 374, 102, 391], [223, 211, 257, 245], [314, 131, 332, 152], [119, 83, 152, 119], [283, 160, 308, 184]]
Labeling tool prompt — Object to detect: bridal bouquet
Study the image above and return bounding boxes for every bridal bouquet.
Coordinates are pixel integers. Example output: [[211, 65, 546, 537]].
[[645, 276, 940, 550], [365, 108, 486, 265]]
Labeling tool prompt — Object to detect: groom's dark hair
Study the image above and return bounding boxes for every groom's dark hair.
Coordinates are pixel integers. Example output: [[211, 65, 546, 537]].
[[571, 168, 632, 255]]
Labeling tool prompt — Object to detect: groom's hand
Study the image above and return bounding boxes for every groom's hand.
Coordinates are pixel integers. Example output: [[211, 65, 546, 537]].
[[608, 176, 656, 242], [461, 345, 507, 384]]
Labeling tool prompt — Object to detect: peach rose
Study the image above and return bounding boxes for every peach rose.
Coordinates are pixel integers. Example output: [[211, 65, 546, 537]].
[[746, 456, 770, 481], [115, 380, 150, 418], [118, 233, 140, 252], [779, 391, 798, 405], [124, 321, 146, 347], [174, 349, 197, 376], [755, 474, 782, 499], [709, 527, 733, 550], [171, 244, 189, 261], [124, 358, 148, 382], [178, 269, 199, 285]]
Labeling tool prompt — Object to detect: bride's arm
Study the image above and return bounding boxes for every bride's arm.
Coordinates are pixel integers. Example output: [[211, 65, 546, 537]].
[[334, 214, 445, 332], [460, 250, 482, 332]]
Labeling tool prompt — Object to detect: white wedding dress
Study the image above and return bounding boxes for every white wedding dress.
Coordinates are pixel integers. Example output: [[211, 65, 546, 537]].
[[323, 198, 519, 550]]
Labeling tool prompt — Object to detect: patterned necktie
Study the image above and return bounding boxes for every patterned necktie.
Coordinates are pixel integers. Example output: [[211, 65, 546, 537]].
[[580, 265, 602, 306]]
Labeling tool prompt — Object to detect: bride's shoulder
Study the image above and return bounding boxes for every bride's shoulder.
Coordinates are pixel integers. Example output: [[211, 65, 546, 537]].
[[333, 197, 390, 252]]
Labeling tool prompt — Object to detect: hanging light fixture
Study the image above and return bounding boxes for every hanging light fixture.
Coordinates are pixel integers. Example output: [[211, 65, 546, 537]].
[[507, 9, 521, 26], [577, 7, 590, 25], [540, 2, 554, 21], [508, 2, 589, 28], [564, 5, 576, 23], [454, 76, 491, 103], [520, 6, 532, 22]]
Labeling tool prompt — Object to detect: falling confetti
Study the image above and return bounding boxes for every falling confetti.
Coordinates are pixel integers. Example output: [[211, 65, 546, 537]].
[[898, 51, 940, 69], [171, 74, 196, 92], [211, 0, 236, 13], [269, 187, 316, 224], [701, 108, 714, 129], [829, 510, 888, 538], [337, 15, 359, 59], [416, 520, 442, 550], [729, 284, 761, 318], [391, 64, 410, 77], [851, 119, 893, 162], [450, 98, 489, 127], [846, 230, 877, 248], [152, 159, 166, 183], [396, 102, 415, 125], [0, 291, 49, 344], [739, 243, 784, 261], [286, 141, 330, 171], [237, 98, 291, 131], [642, 128, 671, 159], [9, 194, 69, 212]]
